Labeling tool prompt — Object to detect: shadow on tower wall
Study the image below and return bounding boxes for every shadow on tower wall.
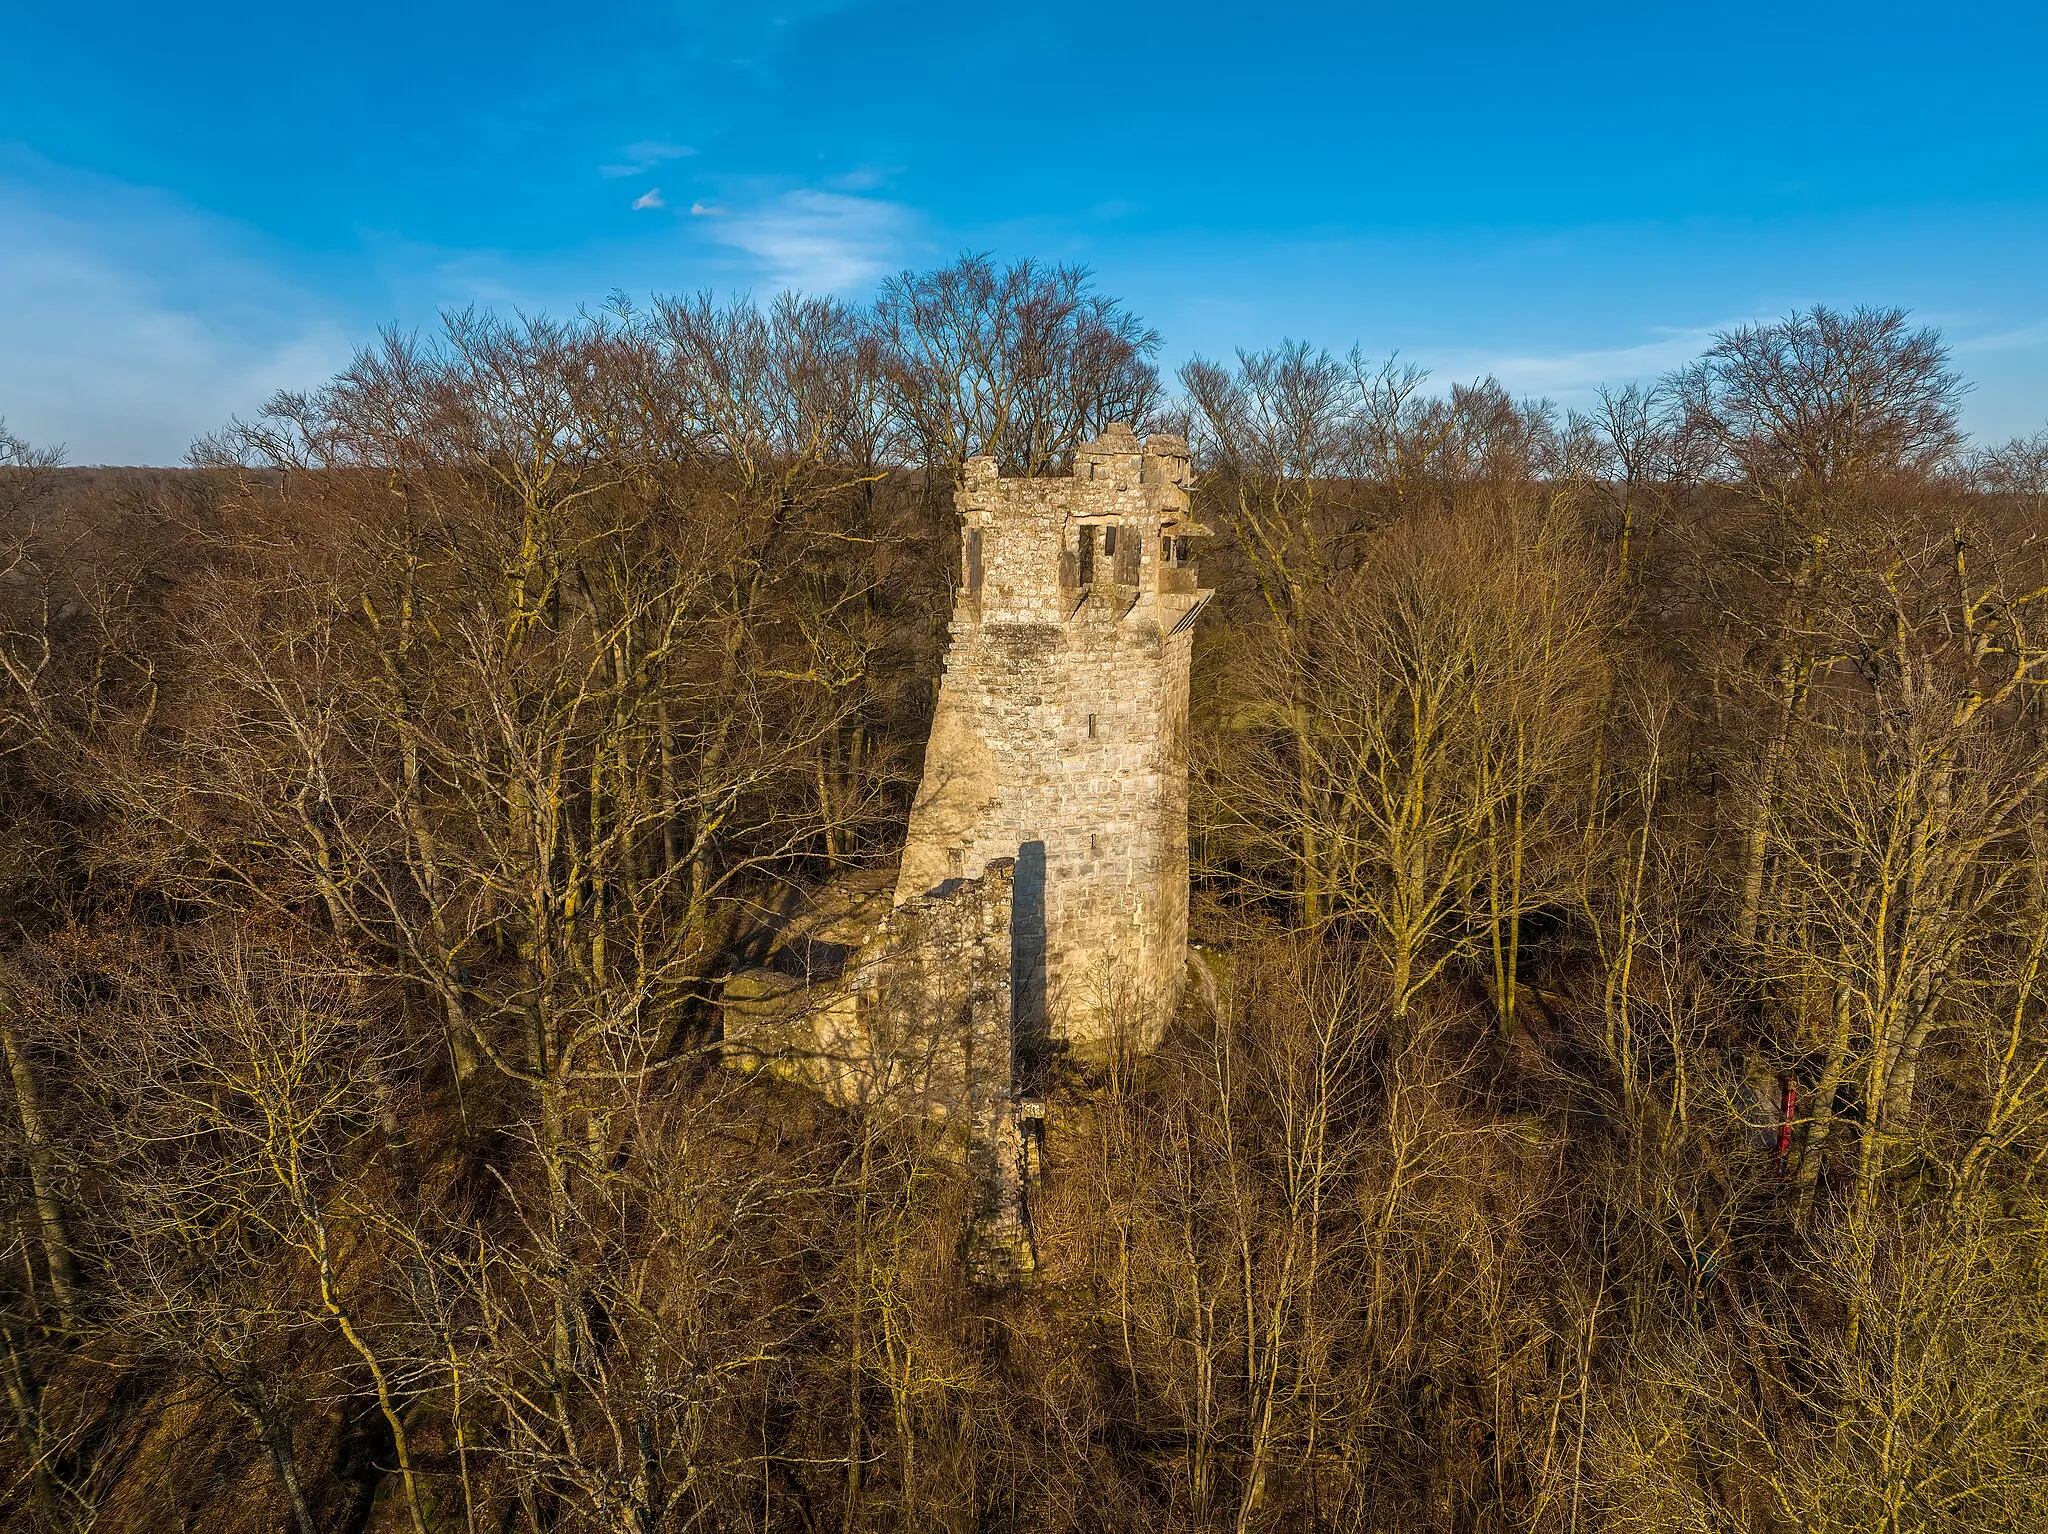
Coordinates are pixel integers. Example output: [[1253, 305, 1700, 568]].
[[1011, 839, 1050, 1087]]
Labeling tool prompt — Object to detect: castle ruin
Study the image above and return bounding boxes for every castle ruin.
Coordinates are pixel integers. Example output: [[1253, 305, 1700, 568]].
[[724, 424, 1208, 1281], [896, 424, 1209, 1058]]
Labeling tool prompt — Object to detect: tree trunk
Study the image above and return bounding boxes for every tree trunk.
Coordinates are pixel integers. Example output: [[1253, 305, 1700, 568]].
[[1, 1014, 79, 1323], [241, 1392, 320, 1534]]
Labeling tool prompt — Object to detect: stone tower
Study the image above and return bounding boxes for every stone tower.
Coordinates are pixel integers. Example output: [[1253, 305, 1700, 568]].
[[894, 424, 1210, 1057]]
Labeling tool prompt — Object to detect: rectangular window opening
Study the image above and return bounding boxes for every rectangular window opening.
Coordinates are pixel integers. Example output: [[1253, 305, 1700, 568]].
[[1078, 525, 1097, 585], [1103, 526, 1118, 556], [1087, 713, 1098, 740], [965, 528, 983, 594]]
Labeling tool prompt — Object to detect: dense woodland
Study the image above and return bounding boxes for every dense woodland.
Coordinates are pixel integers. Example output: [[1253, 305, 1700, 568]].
[[2, 261, 2047, 1532]]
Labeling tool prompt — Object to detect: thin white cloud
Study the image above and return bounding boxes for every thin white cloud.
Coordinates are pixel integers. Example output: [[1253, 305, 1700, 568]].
[[701, 188, 914, 293], [1951, 319, 2048, 356], [626, 140, 694, 163], [600, 141, 695, 178], [1433, 313, 2048, 412], [631, 188, 667, 211], [678, 0, 859, 72], [828, 165, 897, 193], [0, 151, 352, 464], [690, 200, 726, 217], [1412, 313, 2048, 445], [1419, 325, 1731, 402]]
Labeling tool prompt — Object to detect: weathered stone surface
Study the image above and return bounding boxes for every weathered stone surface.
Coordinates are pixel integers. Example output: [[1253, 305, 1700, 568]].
[[721, 429, 1207, 1283], [727, 859, 1039, 1280], [896, 426, 1209, 1056]]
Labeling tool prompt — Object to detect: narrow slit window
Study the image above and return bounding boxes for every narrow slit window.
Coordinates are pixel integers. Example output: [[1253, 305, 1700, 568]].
[[1078, 525, 1097, 585], [1087, 713, 1098, 740], [1103, 526, 1118, 556], [965, 528, 983, 594]]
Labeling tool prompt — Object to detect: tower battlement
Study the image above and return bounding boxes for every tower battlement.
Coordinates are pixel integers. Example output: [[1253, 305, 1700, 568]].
[[895, 425, 1211, 1056], [952, 422, 1208, 630]]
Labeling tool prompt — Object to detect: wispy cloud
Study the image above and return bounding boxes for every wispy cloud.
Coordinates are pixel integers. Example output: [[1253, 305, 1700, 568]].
[[1430, 312, 2048, 413], [1418, 325, 1730, 402], [677, 0, 860, 72], [631, 188, 666, 211], [827, 165, 897, 193], [699, 188, 915, 292], [600, 140, 695, 179], [0, 150, 352, 464], [1951, 319, 2048, 356]]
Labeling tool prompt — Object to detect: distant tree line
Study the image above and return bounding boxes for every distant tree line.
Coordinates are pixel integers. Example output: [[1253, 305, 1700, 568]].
[[1, 264, 2045, 1531]]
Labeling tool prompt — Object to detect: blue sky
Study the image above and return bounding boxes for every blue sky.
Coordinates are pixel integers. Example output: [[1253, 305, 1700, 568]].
[[4, 0, 2046, 463]]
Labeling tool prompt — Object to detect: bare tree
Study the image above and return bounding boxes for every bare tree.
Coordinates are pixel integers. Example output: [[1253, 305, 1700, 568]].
[[1664, 308, 1968, 949], [1200, 504, 1608, 1020], [877, 253, 1161, 479], [1590, 382, 1669, 584], [0, 422, 63, 521]]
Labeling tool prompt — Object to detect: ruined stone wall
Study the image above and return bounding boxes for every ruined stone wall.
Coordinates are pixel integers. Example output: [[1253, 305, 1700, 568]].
[[724, 428, 1206, 1283], [895, 425, 1209, 1056]]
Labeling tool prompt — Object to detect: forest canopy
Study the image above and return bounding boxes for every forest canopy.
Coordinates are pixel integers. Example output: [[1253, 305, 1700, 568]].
[[3, 262, 2048, 1532]]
